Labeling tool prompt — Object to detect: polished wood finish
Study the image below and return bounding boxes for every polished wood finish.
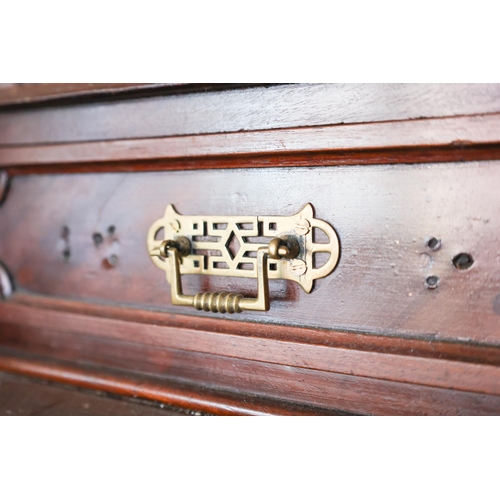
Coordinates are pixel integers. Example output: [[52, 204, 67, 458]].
[[1, 163, 499, 343], [0, 346, 497, 415], [1, 84, 499, 145], [11, 293, 500, 366], [2, 114, 500, 168], [1, 83, 499, 415], [6, 145, 500, 177], [0, 355, 344, 416], [1, 299, 499, 396]]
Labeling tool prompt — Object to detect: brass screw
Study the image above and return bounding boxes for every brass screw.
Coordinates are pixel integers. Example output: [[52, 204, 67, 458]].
[[288, 259, 307, 276], [170, 220, 181, 233], [295, 218, 310, 236]]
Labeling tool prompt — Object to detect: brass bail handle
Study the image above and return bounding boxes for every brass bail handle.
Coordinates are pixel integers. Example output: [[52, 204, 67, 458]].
[[150, 236, 299, 314]]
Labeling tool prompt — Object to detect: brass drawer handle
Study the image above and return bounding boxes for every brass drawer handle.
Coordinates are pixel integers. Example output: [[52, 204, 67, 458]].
[[152, 237, 296, 313], [147, 204, 340, 313]]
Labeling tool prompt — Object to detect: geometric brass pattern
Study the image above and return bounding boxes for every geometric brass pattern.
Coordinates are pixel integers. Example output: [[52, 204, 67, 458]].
[[147, 203, 340, 293]]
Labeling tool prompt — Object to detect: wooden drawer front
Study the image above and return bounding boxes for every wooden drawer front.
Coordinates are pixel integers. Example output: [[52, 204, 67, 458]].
[[2, 84, 500, 415], [1, 161, 499, 345]]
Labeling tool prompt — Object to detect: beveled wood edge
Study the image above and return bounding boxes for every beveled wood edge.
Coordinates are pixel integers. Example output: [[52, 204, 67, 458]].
[[10, 292, 500, 365], [2, 296, 500, 397], [3, 84, 500, 147], [0, 84, 168, 106], [2, 114, 500, 169], [0, 84, 263, 108], [6, 146, 500, 176], [2, 326, 500, 415], [0, 353, 342, 416]]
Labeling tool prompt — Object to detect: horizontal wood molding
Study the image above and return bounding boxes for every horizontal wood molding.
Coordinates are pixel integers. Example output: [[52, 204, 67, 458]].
[[6, 147, 500, 176], [1, 84, 499, 146], [0, 84, 170, 107], [2, 327, 500, 415], [9, 293, 500, 365], [2, 114, 500, 169], [1, 298, 499, 398], [0, 84, 258, 108], [0, 354, 341, 416]]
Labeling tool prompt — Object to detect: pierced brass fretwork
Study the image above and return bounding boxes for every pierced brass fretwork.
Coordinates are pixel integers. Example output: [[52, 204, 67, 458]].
[[147, 204, 340, 313]]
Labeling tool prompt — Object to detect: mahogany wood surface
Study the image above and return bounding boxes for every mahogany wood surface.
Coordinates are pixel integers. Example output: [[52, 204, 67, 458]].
[[1, 300, 499, 396], [0, 354, 346, 416], [1, 84, 500, 145], [0, 371, 191, 416], [11, 293, 500, 365], [0, 340, 498, 416], [1, 83, 500, 415], [5, 146, 500, 177], [1, 163, 499, 344], [2, 114, 500, 168]]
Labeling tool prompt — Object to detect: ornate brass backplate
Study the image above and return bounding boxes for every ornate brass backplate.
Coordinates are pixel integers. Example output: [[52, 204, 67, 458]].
[[147, 204, 340, 313]]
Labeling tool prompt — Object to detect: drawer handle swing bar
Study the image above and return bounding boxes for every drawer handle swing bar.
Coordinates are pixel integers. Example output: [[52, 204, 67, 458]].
[[147, 204, 340, 314], [151, 237, 295, 313]]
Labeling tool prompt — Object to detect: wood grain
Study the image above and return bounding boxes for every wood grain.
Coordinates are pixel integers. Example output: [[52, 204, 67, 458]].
[[1, 301, 499, 396], [0, 354, 346, 416], [1, 341, 498, 415], [11, 292, 500, 366], [0, 84, 169, 106], [2, 83, 500, 416], [6, 146, 500, 176], [1, 163, 499, 343], [2, 114, 500, 168], [1, 84, 500, 145], [0, 83, 255, 108]]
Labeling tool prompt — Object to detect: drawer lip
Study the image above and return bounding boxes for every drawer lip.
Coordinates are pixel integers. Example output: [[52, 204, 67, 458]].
[[2, 295, 500, 398], [0, 83, 258, 109], [0, 353, 341, 416], [2, 113, 500, 169], [3, 350, 498, 416], [2, 83, 500, 146], [2, 314, 500, 415], [9, 292, 500, 365]]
